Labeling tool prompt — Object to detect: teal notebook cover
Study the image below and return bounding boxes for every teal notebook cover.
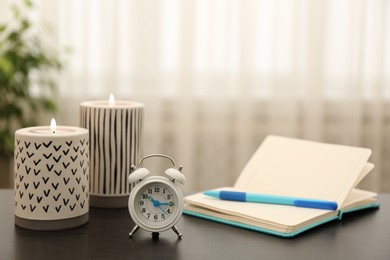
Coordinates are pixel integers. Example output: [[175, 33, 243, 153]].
[[183, 203, 380, 238]]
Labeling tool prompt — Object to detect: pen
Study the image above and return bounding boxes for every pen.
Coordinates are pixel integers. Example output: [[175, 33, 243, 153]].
[[203, 190, 338, 210]]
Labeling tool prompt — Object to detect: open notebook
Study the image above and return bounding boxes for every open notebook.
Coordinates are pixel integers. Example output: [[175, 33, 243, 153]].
[[184, 135, 379, 237]]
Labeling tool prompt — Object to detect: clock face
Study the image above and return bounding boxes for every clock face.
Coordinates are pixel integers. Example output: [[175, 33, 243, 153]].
[[137, 183, 176, 222], [129, 176, 183, 232]]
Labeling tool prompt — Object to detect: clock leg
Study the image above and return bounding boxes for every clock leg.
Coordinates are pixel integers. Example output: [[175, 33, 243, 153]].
[[129, 225, 140, 238], [152, 232, 160, 240], [172, 225, 182, 239]]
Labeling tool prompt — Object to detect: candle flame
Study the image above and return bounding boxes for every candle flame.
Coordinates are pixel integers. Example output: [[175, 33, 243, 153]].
[[50, 118, 57, 133], [109, 94, 115, 107]]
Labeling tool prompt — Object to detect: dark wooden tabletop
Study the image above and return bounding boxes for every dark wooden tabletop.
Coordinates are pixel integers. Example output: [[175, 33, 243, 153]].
[[1, 190, 389, 260]]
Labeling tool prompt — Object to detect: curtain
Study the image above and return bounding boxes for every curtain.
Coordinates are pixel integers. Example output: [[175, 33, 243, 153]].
[[1, 0, 389, 193]]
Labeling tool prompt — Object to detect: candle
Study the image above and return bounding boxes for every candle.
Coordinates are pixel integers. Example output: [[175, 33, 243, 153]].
[[14, 119, 89, 230], [80, 95, 144, 208]]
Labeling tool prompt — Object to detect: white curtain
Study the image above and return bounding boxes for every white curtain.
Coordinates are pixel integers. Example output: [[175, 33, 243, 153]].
[[1, 0, 389, 193]]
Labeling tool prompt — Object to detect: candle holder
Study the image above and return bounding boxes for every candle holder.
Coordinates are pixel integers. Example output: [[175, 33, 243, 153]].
[[14, 125, 89, 230], [80, 98, 143, 208]]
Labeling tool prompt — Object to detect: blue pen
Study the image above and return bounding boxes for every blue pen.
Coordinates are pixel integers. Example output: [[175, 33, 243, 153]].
[[203, 190, 338, 210]]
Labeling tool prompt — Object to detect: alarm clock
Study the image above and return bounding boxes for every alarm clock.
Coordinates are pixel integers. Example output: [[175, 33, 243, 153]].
[[128, 154, 185, 239]]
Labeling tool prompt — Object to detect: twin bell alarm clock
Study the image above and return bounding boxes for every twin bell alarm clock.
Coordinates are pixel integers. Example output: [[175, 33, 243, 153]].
[[127, 154, 185, 239]]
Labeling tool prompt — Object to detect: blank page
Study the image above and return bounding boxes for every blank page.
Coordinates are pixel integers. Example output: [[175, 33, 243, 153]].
[[185, 190, 335, 230], [234, 136, 372, 206]]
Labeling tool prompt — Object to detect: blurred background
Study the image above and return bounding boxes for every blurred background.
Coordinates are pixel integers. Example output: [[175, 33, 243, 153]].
[[1, 0, 389, 193]]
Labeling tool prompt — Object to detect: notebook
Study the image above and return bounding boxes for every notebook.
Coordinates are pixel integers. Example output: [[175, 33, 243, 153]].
[[184, 135, 379, 237]]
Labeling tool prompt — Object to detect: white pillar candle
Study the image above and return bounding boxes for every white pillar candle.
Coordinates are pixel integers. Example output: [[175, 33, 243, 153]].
[[80, 95, 143, 208], [14, 120, 89, 230]]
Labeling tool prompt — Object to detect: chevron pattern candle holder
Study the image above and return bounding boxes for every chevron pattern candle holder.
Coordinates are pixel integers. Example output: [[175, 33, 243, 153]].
[[14, 125, 89, 230]]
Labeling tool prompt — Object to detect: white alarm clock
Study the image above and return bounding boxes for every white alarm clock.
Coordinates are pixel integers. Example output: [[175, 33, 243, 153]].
[[128, 154, 185, 239]]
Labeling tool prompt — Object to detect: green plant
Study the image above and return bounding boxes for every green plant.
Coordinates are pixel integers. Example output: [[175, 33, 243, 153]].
[[0, 0, 63, 158]]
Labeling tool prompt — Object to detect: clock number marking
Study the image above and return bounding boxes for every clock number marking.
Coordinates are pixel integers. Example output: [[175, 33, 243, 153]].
[[138, 184, 176, 223]]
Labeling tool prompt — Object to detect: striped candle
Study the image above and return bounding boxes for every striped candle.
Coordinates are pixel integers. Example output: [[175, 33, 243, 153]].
[[80, 96, 143, 208]]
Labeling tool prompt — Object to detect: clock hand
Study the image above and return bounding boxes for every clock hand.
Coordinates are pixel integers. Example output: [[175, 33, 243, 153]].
[[147, 195, 162, 207], [158, 205, 168, 215], [147, 195, 156, 203], [147, 195, 169, 214], [159, 202, 174, 206]]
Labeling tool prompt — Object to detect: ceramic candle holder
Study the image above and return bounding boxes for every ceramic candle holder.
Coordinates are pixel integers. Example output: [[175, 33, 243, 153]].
[[14, 126, 89, 230], [80, 99, 143, 208]]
